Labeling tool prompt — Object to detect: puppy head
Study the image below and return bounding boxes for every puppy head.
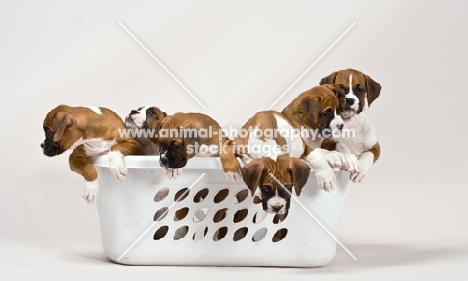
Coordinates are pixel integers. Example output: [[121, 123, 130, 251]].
[[320, 69, 382, 118], [158, 118, 203, 169], [125, 106, 167, 130], [41, 106, 76, 157], [241, 155, 310, 214], [297, 85, 345, 137]]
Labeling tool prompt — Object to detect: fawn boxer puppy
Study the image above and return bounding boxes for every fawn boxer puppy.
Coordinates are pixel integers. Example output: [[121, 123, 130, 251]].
[[125, 106, 167, 155], [41, 105, 141, 203], [319, 68, 382, 182], [149, 112, 242, 182]]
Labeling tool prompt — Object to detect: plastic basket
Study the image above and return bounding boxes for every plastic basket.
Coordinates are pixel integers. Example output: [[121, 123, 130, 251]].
[[93, 156, 350, 267]]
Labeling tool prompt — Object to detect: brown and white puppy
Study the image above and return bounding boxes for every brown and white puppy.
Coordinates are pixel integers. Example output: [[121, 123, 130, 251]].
[[319, 68, 382, 183], [148, 112, 242, 181], [124, 106, 167, 155], [41, 105, 141, 203], [241, 155, 310, 215]]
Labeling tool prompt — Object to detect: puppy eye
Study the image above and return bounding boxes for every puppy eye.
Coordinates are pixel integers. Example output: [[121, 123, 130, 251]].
[[320, 111, 332, 119], [147, 110, 156, 117], [355, 86, 365, 95], [284, 185, 293, 191], [261, 186, 271, 194]]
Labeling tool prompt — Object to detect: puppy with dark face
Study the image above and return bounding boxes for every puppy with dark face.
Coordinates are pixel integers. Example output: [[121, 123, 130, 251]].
[[241, 155, 310, 214], [319, 68, 382, 182], [41, 105, 141, 203], [146, 112, 242, 181], [124, 106, 167, 155]]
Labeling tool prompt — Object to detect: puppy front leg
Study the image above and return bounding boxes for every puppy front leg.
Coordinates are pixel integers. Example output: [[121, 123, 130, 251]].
[[219, 139, 242, 182], [109, 138, 142, 181], [320, 139, 347, 169], [351, 142, 380, 183], [302, 143, 335, 192], [69, 145, 99, 204], [335, 142, 359, 173]]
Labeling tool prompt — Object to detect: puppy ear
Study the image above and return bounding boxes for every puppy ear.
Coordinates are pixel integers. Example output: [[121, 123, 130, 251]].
[[289, 158, 311, 196], [298, 96, 320, 124], [319, 71, 338, 85], [241, 159, 265, 196], [53, 112, 76, 142], [365, 75, 382, 107], [182, 122, 203, 157]]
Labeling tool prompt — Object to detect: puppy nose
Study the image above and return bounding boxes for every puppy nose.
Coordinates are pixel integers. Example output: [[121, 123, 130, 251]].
[[130, 110, 138, 115], [40, 143, 44, 149], [338, 124, 344, 131], [272, 205, 283, 212], [346, 98, 354, 106]]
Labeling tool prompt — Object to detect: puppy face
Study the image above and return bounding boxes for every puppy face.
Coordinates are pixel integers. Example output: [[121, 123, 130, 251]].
[[241, 155, 310, 214], [158, 118, 202, 169], [125, 106, 166, 130], [41, 109, 77, 157], [297, 84, 345, 136], [320, 69, 382, 119]]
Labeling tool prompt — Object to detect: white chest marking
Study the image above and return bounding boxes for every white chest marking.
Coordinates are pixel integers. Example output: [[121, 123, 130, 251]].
[[274, 114, 304, 158], [84, 106, 102, 115], [70, 138, 117, 156], [338, 112, 376, 156]]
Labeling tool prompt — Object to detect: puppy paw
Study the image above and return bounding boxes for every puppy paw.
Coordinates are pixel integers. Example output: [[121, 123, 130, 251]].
[[83, 180, 99, 204], [315, 168, 336, 192], [324, 151, 346, 169], [350, 171, 366, 183], [224, 171, 242, 182], [344, 154, 360, 173], [165, 168, 183, 180], [108, 151, 128, 181]]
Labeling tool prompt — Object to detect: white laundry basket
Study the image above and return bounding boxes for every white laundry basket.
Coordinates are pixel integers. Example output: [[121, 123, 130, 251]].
[[93, 156, 350, 267]]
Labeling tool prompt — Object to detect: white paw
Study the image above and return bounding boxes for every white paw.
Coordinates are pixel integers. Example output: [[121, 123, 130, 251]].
[[83, 180, 99, 204], [324, 150, 346, 169], [225, 171, 242, 182], [344, 154, 360, 173], [315, 168, 336, 192], [350, 170, 366, 183], [108, 151, 128, 181], [165, 168, 183, 180]]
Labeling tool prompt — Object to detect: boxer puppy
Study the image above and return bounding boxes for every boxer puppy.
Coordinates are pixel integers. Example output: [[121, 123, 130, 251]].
[[124, 106, 167, 155], [240, 155, 310, 214], [150, 112, 242, 182], [41, 105, 141, 203], [319, 68, 382, 183]]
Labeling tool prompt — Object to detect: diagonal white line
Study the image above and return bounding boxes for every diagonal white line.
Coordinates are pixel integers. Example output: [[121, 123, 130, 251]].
[[268, 22, 356, 109], [118, 21, 207, 109], [117, 172, 206, 262], [268, 172, 357, 260]]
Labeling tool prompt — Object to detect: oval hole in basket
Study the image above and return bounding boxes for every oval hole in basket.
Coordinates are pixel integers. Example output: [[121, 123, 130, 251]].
[[153, 207, 169, 221], [252, 210, 268, 224], [213, 188, 229, 203], [234, 189, 249, 204], [173, 225, 189, 240], [173, 207, 189, 222], [213, 226, 228, 241], [192, 226, 208, 241], [154, 187, 170, 202], [233, 227, 248, 241], [252, 227, 268, 242], [273, 212, 288, 224], [193, 207, 209, 223], [253, 196, 262, 204], [213, 208, 228, 223], [272, 228, 288, 243], [194, 188, 209, 203], [174, 187, 190, 202], [233, 209, 248, 223], [153, 225, 169, 240]]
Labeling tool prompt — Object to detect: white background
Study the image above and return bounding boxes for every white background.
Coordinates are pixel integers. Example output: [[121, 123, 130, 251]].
[[1, 0, 468, 280]]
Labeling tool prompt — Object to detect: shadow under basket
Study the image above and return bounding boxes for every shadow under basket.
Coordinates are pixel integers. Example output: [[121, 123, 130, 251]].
[[92, 156, 350, 267]]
